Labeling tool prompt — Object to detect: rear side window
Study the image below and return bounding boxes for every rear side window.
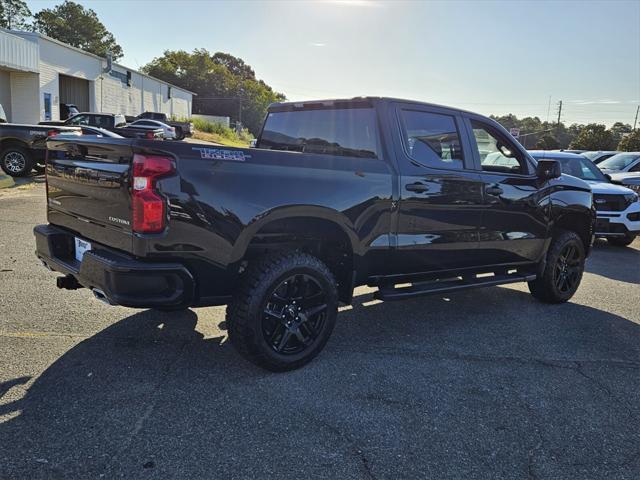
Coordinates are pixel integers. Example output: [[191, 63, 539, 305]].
[[258, 108, 379, 158], [399, 110, 465, 170]]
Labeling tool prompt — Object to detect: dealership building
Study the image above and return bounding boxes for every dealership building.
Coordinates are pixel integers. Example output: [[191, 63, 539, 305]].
[[0, 28, 193, 124]]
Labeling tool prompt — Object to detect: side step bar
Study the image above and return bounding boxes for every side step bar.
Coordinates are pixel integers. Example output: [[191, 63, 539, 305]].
[[374, 272, 536, 301]]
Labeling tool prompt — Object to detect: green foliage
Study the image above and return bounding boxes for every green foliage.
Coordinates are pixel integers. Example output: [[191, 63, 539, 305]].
[[535, 134, 559, 150], [569, 123, 614, 150], [617, 129, 640, 151], [0, 0, 31, 29], [192, 118, 253, 146], [34, 1, 123, 60], [609, 122, 633, 147], [490, 114, 634, 151], [142, 49, 285, 135]]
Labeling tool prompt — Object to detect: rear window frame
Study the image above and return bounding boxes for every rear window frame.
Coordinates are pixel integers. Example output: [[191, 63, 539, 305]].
[[397, 108, 469, 172], [257, 104, 382, 160]]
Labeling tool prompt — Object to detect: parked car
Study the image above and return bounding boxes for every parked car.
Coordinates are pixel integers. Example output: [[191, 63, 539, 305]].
[[608, 172, 640, 194], [40, 112, 164, 139], [530, 151, 639, 247], [134, 112, 193, 140], [35, 97, 594, 371], [78, 126, 124, 138], [598, 152, 640, 174], [0, 103, 81, 176], [581, 151, 619, 164], [129, 119, 176, 140]]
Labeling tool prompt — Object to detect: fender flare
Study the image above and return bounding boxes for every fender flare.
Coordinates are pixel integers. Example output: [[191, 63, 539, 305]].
[[229, 205, 360, 265]]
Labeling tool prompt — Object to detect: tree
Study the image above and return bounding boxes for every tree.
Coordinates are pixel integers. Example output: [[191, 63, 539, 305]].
[[569, 124, 614, 150], [609, 122, 633, 147], [142, 49, 285, 135], [535, 134, 559, 150], [212, 52, 256, 81], [617, 129, 640, 151], [34, 1, 123, 60], [0, 0, 32, 30]]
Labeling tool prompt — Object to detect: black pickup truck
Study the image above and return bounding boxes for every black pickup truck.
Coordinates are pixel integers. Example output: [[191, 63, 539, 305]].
[[34, 97, 595, 371], [132, 112, 193, 140], [40, 112, 164, 140], [0, 105, 81, 176]]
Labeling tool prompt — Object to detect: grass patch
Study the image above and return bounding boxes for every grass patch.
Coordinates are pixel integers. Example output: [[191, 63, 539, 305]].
[[191, 118, 254, 147]]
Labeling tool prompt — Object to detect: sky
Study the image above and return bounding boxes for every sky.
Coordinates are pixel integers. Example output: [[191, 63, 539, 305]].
[[25, 0, 640, 126]]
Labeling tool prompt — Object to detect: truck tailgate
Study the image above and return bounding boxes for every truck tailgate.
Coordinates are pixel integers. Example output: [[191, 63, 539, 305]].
[[46, 137, 135, 253]]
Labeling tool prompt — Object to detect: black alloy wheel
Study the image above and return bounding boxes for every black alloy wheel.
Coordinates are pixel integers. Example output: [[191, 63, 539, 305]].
[[262, 273, 328, 355]]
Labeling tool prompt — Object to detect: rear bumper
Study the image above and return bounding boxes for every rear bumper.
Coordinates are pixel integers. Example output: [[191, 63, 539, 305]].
[[34, 224, 195, 308]]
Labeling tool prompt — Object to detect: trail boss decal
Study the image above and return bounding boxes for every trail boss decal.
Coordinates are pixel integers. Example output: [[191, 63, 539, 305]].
[[192, 147, 249, 162]]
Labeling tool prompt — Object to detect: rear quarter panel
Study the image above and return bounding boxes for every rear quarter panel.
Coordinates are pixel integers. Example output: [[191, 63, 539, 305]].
[[144, 142, 394, 298]]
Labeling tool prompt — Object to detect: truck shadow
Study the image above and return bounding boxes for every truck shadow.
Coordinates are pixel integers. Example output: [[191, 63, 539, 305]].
[[1, 288, 639, 479]]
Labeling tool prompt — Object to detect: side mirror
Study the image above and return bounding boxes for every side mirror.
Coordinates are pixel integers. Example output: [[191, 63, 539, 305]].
[[536, 159, 562, 181]]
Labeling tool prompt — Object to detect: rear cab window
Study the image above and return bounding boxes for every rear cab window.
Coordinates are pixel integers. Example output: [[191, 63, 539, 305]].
[[258, 105, 380, 159]]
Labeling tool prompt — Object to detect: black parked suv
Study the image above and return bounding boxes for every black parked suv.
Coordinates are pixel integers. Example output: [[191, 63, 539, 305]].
[[35, 97, 595, 371]]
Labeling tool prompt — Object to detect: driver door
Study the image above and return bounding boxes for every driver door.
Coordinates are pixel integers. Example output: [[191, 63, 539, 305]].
[[463, 116, 548, 266]]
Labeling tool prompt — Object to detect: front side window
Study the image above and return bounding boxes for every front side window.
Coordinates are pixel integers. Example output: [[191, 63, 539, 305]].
[[258, 107, 379, 159], [399, 110, 464, 170], [471, 120, 528, 175]]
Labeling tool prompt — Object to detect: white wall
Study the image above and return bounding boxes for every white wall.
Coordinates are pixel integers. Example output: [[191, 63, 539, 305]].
[[38, 36, 102, 121], [2, 31, 193, 122]]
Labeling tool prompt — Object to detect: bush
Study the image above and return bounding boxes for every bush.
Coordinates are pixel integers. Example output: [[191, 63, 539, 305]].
[[191, 118, 254, 147]]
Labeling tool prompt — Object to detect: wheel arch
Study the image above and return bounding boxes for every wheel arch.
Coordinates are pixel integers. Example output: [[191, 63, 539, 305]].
[[552, 210, 593, 254], [233, 207, 359, 303]]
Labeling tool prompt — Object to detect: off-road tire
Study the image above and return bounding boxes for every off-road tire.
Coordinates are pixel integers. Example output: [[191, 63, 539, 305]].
[[1, 145, 34, 177], [528, 230, 585, 303], [607, 234, 636, 247], [226, 251, 338, 371]]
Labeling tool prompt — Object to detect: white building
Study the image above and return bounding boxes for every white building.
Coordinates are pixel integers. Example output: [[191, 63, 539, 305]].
[[0, 28, 194, 124]]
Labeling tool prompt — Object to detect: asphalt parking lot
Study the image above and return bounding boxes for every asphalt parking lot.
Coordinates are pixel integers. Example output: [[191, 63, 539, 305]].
[[0, 183, 638, 480]]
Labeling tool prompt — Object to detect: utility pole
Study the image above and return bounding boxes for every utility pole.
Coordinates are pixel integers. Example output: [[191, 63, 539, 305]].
[[634, 105, 639, 131], [556, 100, 563, 126]]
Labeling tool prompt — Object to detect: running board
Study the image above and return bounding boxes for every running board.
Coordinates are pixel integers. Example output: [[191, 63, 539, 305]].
[[374, 272, 537, 301]]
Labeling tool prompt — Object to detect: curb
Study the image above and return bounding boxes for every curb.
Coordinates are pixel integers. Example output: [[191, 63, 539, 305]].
[[0, 172, 16, 189]]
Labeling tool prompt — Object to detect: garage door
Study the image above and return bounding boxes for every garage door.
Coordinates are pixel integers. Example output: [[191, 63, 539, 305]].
[[0, 70, 10, 121], [59, 74, 89, 113]]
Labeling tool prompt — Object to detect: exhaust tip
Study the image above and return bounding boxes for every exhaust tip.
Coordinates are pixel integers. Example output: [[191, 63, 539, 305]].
[[92, 288, 113, 305]]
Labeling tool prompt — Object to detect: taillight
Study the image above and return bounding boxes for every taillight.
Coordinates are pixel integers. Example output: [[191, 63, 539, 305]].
[[47, 129, 58, 137], [145, 131, 155, 139], [132, 154, 175, 233]]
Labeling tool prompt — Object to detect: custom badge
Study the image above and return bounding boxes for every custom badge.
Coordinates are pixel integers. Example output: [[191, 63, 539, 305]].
[[192, 147, 248, 162]]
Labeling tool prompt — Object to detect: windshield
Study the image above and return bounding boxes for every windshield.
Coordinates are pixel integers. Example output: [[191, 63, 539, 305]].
[[554, 156, 608, 181], [599, 153, 640, 170], [581, 152, 600, 160], [0, 104, 6, 122]]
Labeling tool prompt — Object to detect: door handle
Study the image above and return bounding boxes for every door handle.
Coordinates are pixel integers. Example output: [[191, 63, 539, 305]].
[[485, 186, 504, 196], [405, 182, 429, 193]]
